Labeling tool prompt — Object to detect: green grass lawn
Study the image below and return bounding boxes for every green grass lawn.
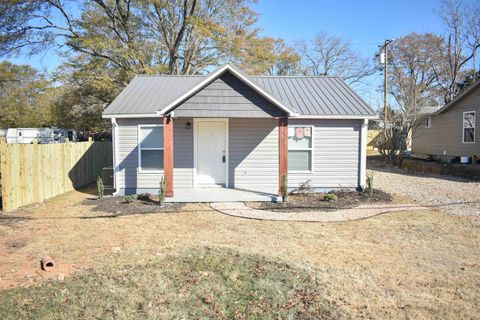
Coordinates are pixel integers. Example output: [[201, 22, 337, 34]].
[[0, 247, 341, 320]]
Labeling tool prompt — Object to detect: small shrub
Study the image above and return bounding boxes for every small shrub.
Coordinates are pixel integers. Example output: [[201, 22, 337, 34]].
[[281, 175, 288, 206], [159, 177, 166, 207], [323, 193, 338, 202], [366, 172, 374, 196], [298, 180, 313, 194], [124, 195, 135, 203], [137, 193, 152, 202], [96, 176, 104, 199]]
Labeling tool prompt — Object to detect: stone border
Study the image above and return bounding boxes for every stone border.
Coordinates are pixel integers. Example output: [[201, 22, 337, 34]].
[[210, 202, 427, 222]]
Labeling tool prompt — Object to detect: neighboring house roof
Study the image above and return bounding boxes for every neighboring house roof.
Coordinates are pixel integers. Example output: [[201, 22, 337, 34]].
[[434, 79, 480, 115], [419, 106, 442, 115], [103, 63, 376, 118]]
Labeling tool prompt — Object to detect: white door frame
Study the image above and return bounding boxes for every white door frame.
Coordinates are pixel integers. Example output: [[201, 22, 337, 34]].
[[193, 118, 229, 188]]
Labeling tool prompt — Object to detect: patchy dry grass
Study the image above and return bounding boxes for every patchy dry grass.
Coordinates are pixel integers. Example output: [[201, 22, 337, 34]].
[[0, 187, 479, 319], [0, 247, 340, 319]]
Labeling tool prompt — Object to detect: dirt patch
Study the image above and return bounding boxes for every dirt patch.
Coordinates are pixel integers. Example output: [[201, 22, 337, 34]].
[[247, 189, 393, 212], [82, 195, 187, 215], [5, 239, 28, 251], [0, 214, 30, 228]]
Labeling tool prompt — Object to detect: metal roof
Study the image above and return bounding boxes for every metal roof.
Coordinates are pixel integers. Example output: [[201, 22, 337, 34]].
[[103, 66, 376, 117], [434, 79, 480, 115]]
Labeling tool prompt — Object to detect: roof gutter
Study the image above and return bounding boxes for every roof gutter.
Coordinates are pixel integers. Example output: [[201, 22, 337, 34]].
[[292, 114, 379, 120], [102, 113, 161, 119], [103, 113, 378, 120]]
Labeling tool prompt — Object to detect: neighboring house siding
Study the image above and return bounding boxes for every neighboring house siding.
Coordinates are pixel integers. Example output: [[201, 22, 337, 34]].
[[288, 119, 361, 190], [412, 87, 480, 157], [116, 117, 193, 194], [173, 73, 287, 118], [229, 118, 279, 194]]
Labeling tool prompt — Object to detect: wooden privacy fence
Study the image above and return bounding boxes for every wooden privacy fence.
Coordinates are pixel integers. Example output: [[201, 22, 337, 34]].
[[0, 140, 112, 212], [367, 130, 381, 150]]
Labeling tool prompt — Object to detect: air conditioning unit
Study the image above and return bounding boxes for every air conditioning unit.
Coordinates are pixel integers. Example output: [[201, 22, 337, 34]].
[[460, 156, 469, 164]]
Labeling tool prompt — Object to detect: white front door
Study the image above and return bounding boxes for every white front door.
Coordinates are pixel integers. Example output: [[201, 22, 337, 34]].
[[196, 119, 227, 186]]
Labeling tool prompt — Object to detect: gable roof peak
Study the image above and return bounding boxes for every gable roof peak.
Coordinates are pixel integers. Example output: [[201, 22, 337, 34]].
[[157, 63, 298, 116]]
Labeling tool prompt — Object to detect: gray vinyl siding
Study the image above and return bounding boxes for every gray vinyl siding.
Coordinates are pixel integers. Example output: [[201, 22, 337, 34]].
[[116, 117, 362, 194], [288, 119, 361, 190], [116, 117, 193, 193], [412, 86, 480, 157], [228, 119, 279, 194], [173, 118, 194, 188], [173, 73, 287, 118]]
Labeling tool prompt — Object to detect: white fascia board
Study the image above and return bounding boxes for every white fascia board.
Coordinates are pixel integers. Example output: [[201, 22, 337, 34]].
[[103, 113, 161, 119], [292, 114, 379, 120], [157, 64, 297, 116]]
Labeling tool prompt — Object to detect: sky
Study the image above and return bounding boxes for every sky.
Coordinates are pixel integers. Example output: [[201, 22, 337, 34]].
[[8, 0, 460, 106], [252, 0, 448, 106]]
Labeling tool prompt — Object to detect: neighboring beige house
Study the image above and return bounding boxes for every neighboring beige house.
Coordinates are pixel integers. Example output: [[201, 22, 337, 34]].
[[412, 79, 480, 161]]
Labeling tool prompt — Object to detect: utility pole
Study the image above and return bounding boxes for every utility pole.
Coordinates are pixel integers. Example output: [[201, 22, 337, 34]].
[[379, 39, 393, 127]]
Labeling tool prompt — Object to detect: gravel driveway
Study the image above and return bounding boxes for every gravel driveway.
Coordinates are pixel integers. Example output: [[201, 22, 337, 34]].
[[368, 157, 480, 216]]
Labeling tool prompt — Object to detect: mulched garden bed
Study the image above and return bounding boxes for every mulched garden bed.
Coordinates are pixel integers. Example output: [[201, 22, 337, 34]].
[[82, 193, 186, 215], [247, 189, 393, 213]]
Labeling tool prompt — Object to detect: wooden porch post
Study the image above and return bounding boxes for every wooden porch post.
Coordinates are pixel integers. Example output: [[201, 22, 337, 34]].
[[278, 117, 288, 196], [163, 115, 174, 197]]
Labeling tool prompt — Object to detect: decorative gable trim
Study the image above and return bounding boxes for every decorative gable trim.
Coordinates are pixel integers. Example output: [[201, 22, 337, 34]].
[[157, 64, 298, 117]]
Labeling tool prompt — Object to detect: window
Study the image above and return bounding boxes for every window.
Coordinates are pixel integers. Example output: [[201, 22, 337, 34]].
[[138, 125, 164, 171], [425, 116, 432, 128], [463, 111, 476, 143], [288, 126, 313, 172]]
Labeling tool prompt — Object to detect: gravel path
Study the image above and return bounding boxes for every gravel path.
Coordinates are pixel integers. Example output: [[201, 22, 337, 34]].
[[211, 202, 426, 222], [369, 160, 480, 216]]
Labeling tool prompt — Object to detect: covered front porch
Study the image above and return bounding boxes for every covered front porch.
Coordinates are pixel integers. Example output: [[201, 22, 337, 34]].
[[165, 187, 279, 203], [162, 116, 288, 199]]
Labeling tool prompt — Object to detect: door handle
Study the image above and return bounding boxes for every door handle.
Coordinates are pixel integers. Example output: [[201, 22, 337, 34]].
[[222, 155, 226, 163]]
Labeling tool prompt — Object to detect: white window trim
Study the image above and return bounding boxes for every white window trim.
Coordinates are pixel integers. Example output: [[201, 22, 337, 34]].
[[425, 116, 432, 128], [137, 124, 164, 174], [462, 111, 476, 144], [288, 125, 314, 173]]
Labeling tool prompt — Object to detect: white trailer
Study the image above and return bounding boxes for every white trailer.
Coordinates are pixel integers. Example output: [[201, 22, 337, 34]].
[[6, 128, 77, 144]]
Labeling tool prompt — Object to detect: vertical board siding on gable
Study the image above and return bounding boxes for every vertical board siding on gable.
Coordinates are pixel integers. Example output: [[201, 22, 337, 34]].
[[412, 87, 480, 156], [229, 118, 279, 194], [116, 118, 193, 192], [288, 119, 361, 189], [173, 73, 287, 118]]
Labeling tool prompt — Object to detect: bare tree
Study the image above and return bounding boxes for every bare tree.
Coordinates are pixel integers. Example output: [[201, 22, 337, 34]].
[[297, 32, 376, 85], [376, 33, 444, 165], [139, 0, 258, 75], [434, 0, 480, 102]]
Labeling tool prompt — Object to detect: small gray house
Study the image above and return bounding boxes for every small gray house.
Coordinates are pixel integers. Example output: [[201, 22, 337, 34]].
[[412, 79, 480, 161], [102, 64, 376, 201]]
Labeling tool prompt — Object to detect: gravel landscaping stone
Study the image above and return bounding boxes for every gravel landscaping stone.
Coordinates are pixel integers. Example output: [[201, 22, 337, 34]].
[[369, 157, 480, 216]]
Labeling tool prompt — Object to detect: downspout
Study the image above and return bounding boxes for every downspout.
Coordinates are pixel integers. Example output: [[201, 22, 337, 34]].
[[111, 117, 120, 196], [359, 118, 368, 190]]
